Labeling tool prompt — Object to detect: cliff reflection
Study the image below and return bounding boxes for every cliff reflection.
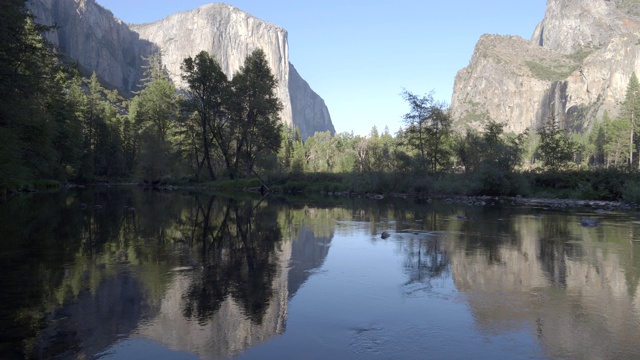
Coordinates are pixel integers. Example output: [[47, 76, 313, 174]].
[[0, 189, 334, 359], [381, 203, 640, 358], [443, 209, 640, 359], [5, 191, 640, 359], [138, 195, 290, 359]]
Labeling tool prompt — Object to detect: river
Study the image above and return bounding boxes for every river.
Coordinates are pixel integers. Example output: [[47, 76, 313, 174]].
[[1, 187, 640, 359]]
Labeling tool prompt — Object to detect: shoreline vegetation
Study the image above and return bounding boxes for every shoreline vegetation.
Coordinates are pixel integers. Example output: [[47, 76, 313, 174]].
[[4, 2, 640, 211], [5, 170, 638, 211]]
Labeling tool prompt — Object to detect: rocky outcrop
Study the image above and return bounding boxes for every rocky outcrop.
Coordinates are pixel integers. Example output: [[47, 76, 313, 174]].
[[451, 0, 640, 134], [29, 0, 154, 92], [130, 3, 293, 126], [289, 63, 336, 138], [28, 0, 334, 137]]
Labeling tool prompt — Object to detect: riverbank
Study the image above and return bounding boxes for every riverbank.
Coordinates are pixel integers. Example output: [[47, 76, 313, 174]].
[[4, 171, 640, 211]]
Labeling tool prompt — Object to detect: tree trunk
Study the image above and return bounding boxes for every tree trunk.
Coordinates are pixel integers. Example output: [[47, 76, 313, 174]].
[[630, 119, 634, 170], [201, 117, 216, 180]]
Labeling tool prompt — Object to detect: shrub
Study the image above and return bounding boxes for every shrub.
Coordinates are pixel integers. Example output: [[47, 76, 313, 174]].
[[623, 180, 640, 204]]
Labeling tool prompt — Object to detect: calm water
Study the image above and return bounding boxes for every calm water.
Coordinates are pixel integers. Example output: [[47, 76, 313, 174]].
[[2, 188, 640, 359]]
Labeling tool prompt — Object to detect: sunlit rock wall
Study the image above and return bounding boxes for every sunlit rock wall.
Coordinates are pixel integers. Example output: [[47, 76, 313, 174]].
[[28, 0, 153, 92], [28, 0, 335, 134], [451, 0, 640, 133]]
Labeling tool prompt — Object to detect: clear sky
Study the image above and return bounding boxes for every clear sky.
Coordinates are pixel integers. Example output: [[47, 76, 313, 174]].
[[97, 0, 547, 136]]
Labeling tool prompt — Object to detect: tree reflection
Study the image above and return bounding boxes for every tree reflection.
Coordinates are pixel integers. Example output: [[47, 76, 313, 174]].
[[402, 236, 450, 290], [181, 195, 282, 325], [537, 217, 572, 287]]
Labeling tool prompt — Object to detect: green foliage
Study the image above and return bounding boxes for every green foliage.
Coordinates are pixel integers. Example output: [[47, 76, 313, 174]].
[[623, 72, 640, 168], [623, 180, 640, 204], [129, 56, 181, 180], [229, 49, 283, 177], [5, 2, 640, 204], [525, 51, 592, 82], [181, 51, 229, 180], [530, 169, 627, 200], [456, 121, 525, 173], [604, 118, 632, 167], [181, 49, 282, 181], [453, 121, 527, 196], [401, 90, 453, 173], [537, 115, 579, 171], [0, 3, 58, 189]]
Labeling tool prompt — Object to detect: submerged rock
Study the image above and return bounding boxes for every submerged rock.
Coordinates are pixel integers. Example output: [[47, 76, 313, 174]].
[[580, 218, 601, 227]]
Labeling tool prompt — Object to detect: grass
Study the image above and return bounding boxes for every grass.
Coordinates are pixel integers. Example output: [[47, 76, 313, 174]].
[[6, 168, 640, 204], [525, 50, 594, 82]]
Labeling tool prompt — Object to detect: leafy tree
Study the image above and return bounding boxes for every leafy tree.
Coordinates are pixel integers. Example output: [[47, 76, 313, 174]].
[[537, 115, 578, 171], [304, 131, 334, 172], [401, 90, 452, 173], [456, 121, 524, 173], [49, 70, 84, 179], [228, 49, 283, 178], [277, 125, 300, 173], [181, 51, 230, 180], [334, 132, 358, 173]]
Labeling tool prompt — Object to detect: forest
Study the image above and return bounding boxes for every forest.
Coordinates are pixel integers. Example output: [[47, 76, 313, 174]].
[[3, 0, 640, 202]]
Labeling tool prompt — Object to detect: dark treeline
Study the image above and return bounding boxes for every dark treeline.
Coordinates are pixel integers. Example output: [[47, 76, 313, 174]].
[[1, 0, 282, 192], [4, 0, 640, 202]]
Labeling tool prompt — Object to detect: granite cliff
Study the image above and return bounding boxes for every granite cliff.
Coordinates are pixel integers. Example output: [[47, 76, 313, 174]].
[[28, 0, 333, 139], [451, 0, 640, 133]]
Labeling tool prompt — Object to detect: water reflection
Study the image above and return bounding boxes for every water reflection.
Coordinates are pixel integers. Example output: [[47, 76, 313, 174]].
[[0, 189, 334, 359], [360, 203, 640, 358], [442, 209, 640, 359], [2, 190, 640, 359]]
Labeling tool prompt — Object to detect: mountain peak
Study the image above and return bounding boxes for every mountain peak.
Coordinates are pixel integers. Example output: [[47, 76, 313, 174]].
[[29, 0, 333, 139], [451, 0, 640, 134], [531, 0, 640, 54]]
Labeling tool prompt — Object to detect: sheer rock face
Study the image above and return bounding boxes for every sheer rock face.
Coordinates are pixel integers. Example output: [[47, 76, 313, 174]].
[[289, 63, 336, 138], [130, 3, 294, 127], [29, 0, 334, 138], [451, 0, 640, 134], [29, 0, 153, 92]]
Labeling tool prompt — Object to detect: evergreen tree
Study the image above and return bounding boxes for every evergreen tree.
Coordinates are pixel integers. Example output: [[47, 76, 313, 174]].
[[537, 115, 578, 171], [623, 72, 640, 168], [0, 2, 59, 188], [604, 118, 632, 167], [130, 54, 181, 180]]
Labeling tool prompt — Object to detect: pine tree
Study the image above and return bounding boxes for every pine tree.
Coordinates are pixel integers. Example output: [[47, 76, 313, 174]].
[[130, 53, 181, 180], [537, 115, 578, 171], [623, 72, 640, 169], [0, 2, 59, 188]]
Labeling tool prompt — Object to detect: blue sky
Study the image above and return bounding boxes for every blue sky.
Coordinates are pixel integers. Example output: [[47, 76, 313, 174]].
[[97, 1, 547, 135]]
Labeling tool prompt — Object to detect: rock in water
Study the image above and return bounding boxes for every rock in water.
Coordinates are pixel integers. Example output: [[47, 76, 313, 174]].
[[580, 218, 600, 227]]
